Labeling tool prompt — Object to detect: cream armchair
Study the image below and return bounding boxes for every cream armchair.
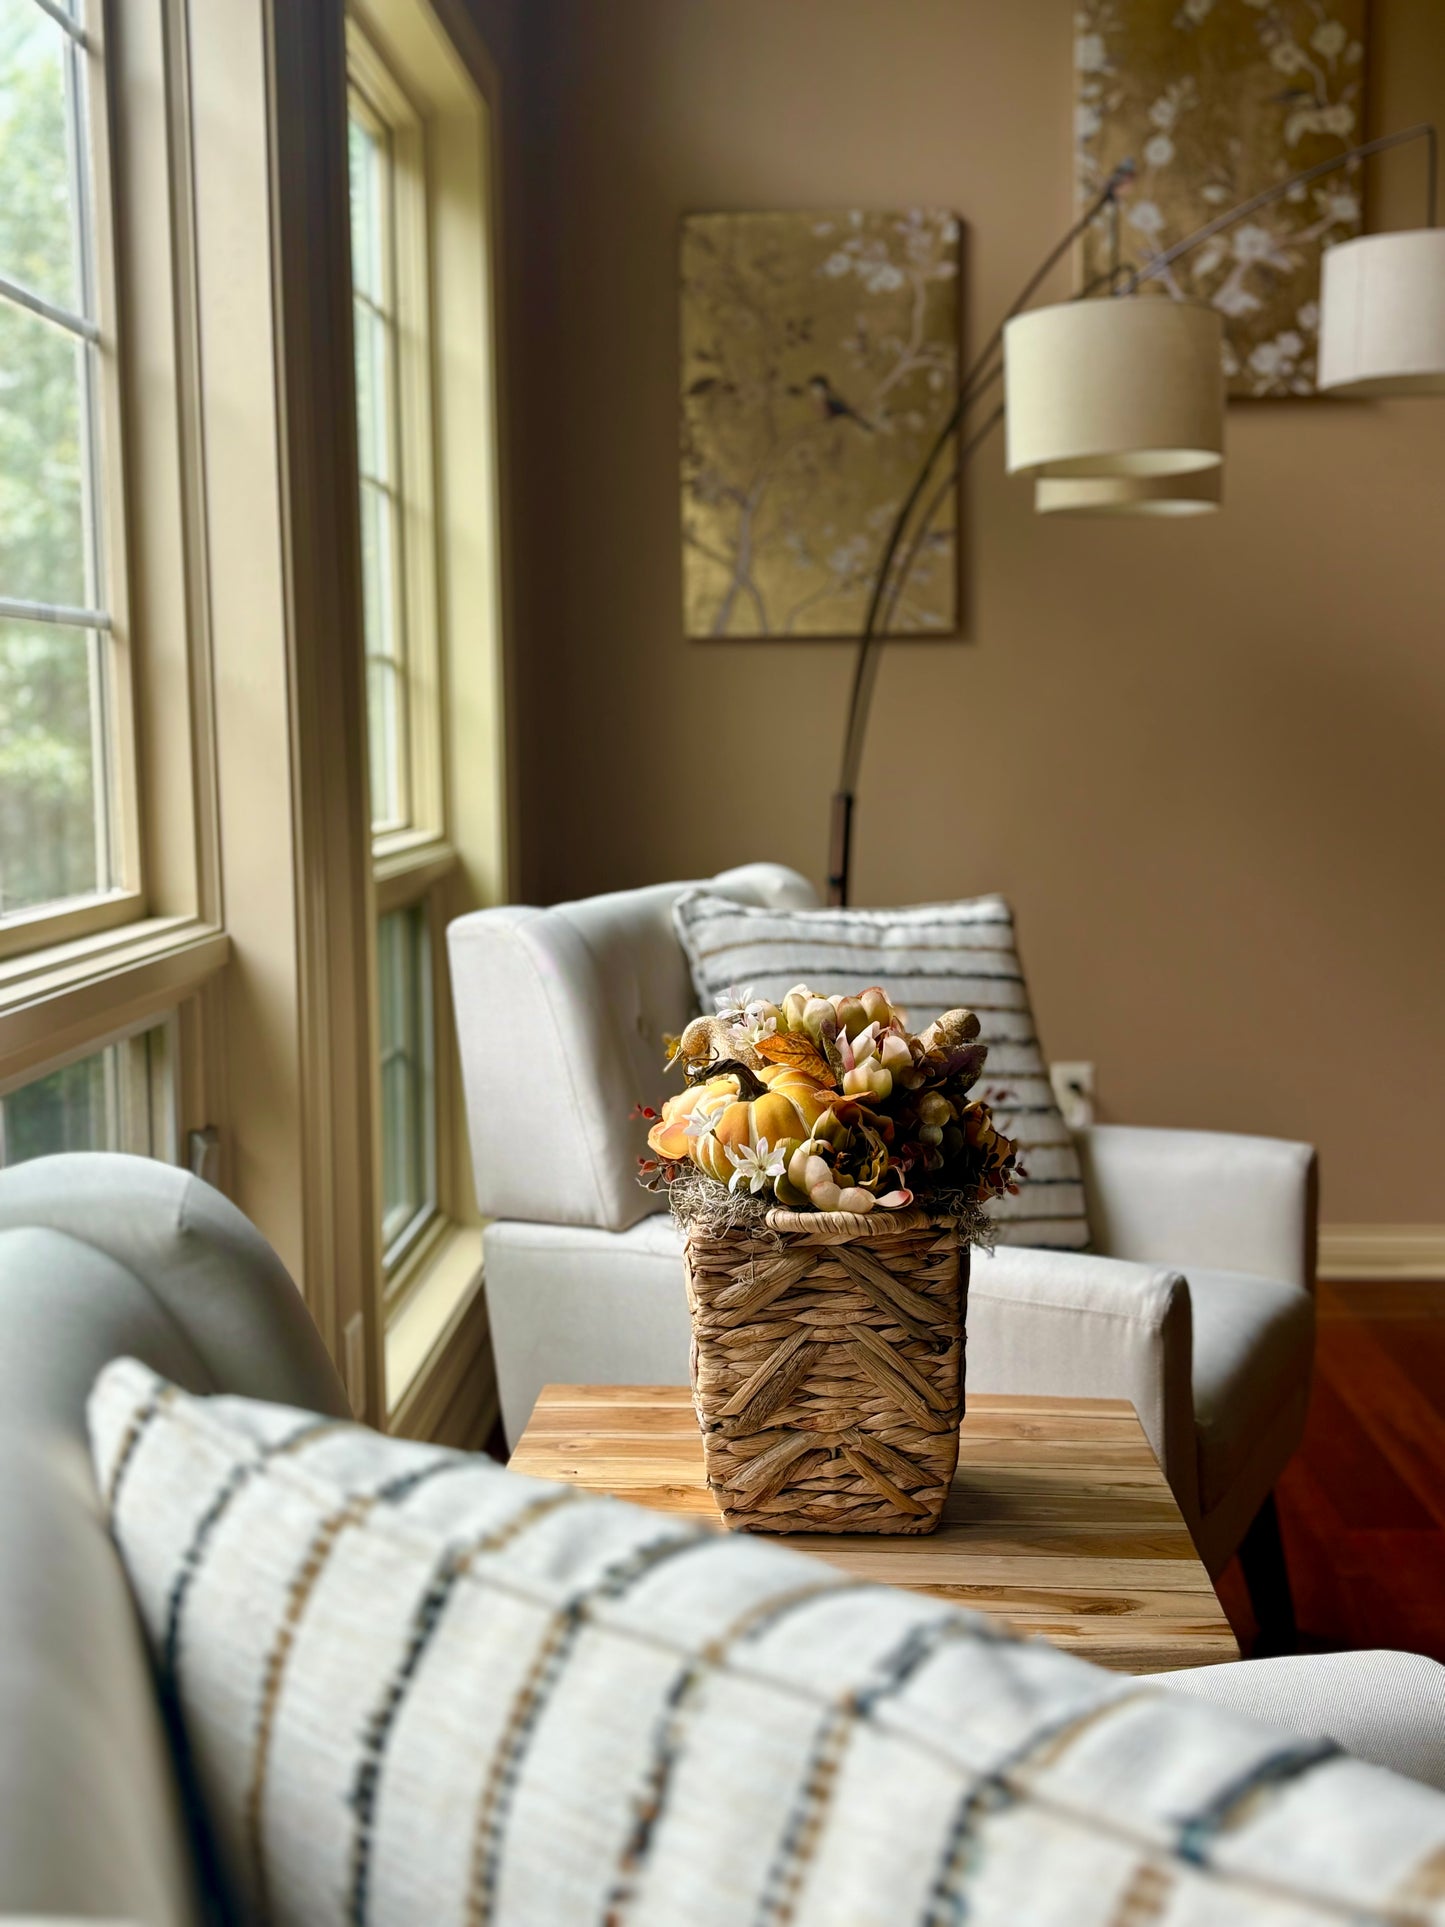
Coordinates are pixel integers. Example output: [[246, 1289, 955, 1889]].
[[449, 865, 1316, 1639]]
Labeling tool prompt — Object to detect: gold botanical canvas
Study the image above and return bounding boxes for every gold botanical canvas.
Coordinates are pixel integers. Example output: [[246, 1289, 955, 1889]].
[[680, 210, 959, 639], [1076, 0, 1367, 397]]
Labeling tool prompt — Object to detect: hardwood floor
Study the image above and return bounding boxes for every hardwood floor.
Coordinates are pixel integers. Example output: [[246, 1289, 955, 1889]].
[[1215, 1279, 1445, 1662]]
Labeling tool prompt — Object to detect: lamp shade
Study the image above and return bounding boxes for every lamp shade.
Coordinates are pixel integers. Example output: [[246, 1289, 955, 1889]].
[[1034, 469, 1222, 516], [1005, 297, 1225, 478], [1317, 229, 1445, 396]]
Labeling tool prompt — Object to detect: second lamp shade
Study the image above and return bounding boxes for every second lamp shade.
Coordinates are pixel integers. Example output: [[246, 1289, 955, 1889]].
[[1317, 229, 1445, 396], [1034, 469, 1222, 516], [1005, 296, 1225, 478]]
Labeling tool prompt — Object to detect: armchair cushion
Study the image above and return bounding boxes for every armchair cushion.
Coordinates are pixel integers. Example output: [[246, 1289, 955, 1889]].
[[672, 890, 1089, 1250], [90, 1358, 1445, 1927], [447, 864, 817, 1234]]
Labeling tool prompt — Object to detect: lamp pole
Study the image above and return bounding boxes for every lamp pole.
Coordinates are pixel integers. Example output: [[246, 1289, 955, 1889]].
[[825, 123, 1439, 909]]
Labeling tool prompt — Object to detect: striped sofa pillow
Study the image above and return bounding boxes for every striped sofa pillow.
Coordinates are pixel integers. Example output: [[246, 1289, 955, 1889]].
[[90, 1359, 1445, 1927], [673, 890, 1089, 1250]]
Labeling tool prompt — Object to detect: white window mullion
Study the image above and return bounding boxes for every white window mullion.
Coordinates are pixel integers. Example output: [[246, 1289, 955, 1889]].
[[27, 0, 86, 48]]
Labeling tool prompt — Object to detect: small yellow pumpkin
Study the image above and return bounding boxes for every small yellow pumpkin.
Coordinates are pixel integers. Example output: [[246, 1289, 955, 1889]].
[[648, 1063, 836, 1183]]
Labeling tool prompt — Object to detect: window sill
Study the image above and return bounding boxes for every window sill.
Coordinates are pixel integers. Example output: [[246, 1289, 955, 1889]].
[[373, 832, 457, 913], [0, 916, 229, 1087], [385, 1218, 486, 1424]]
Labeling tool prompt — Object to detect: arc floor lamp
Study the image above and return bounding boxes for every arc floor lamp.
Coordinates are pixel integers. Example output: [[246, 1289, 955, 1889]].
[[826, 123, 1445, 907]]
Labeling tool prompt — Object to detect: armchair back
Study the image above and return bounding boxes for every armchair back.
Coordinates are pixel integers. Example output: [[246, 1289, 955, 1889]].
[[446, 863, 818, 1232]]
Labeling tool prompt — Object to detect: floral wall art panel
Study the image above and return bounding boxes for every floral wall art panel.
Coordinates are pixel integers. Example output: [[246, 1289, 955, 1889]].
[[680, 209, 960, 639], [1076, 0, 1368, 397]]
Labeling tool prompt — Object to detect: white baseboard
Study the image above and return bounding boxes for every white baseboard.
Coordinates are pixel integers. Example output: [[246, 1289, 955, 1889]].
[[1318, 1224, 1445, 1281]]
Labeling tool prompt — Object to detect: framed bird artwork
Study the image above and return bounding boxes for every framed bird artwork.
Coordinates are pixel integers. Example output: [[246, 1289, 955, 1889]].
[[679, 209, 961, 640]]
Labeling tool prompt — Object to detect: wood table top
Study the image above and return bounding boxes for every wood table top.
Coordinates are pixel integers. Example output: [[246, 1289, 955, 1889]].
[[509, 1385, 1239, 1675]]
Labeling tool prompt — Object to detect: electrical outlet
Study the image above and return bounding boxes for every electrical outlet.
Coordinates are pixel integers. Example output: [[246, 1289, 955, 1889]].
[[1050, 1060, 1095, 1131]]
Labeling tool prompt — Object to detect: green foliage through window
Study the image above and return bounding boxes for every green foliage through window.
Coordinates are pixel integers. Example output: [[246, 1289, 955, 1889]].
[[0, 0, 111, 919]]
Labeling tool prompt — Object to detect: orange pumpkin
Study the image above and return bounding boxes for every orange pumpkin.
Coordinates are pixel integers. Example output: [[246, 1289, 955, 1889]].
[[648, 1064, 836, 1183]]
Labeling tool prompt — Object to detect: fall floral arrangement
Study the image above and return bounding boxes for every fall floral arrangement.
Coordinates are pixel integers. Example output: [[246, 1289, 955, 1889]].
[[637, 983, 1019, 1226]]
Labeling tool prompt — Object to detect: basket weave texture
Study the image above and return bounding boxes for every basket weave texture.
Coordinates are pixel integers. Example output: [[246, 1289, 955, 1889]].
[[683, 1205, 968, 1534]]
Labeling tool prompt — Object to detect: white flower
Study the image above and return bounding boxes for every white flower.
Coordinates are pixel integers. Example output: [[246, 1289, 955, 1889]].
[[1291, 101, 1355, 145], [1214, 282, 1263, 318], [1201, 183, 1231, 204], [1297, 300, 1320, 330], [1232, 223, 1278, 264], [1076, 31, 1107, 73], [1144, 133, 1175, 168], [743, 999, 778, 1042], [1075, 101, 1102, 141], [1250, 338, 1294, 377], [1271, 41, 1310, 75], [1179, 0, 1214, 22], [1276, 330, 1303, 357], [1321, 189, 1359, 226], [1311, 19, 1347, 60], [685, 1104, 721, 1142], [822, 251, 854, 278], [1192, 240, 1226, 279], [1149, 94, 1177, 130], [863, 263, 905, 295], [726, 1137, 786, 1195], [715, 984, 755, 1014], [1127, 199, 1165, 235]]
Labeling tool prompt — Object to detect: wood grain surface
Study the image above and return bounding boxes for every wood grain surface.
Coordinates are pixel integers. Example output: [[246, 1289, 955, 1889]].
[[509, 1385, 1239, 1675]]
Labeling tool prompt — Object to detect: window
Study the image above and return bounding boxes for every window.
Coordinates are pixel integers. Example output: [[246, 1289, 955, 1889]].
[[340, 1, 508, 1431], [0, 1019, 171, 1165], [377, 902, 435, 1262], [0, 0, 137, 951], [349, 90, 407, 833], [346, 15, 452, 1307]]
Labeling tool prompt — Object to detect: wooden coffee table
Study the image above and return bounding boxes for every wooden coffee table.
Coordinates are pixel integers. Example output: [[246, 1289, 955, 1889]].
[[509, 1385, 1239, 1674]]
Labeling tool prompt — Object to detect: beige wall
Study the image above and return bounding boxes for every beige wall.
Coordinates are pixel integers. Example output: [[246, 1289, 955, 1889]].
[[487, 0, 1445, 1222]]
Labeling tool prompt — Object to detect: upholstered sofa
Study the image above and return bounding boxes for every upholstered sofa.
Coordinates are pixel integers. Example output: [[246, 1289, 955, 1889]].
[[448, 865, 1316, 1609], [0, 1154, 1442, 1926]]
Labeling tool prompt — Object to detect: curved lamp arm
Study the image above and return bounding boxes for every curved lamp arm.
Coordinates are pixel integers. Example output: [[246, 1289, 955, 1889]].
[[827, 122, 1440, 908]]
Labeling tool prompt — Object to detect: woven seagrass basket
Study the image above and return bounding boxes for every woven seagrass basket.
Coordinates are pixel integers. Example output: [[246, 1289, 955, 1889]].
[[682, 1205, 967, 1534]]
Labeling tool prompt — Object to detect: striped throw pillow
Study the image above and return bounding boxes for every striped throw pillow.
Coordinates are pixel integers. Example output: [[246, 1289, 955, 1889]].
[[90, 1359, 1445, 1927], [673, 891, 1089, 1250]]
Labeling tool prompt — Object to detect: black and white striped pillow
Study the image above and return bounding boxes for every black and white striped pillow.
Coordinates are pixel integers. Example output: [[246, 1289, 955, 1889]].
[[672, 891, 1089, 1250]]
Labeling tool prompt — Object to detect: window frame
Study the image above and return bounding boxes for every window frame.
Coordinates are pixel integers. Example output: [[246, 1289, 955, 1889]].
[[346, 10, 465, 1321], [347, 20, 445, 858], [0, 0, 146, 960], [0, 0, 231, 1170], [0, 1006, 177, 1165]]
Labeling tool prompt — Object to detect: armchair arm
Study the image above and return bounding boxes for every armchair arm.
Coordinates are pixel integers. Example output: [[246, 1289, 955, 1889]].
[[1075, 1124, 1318, 1294], [967, 1245, 1198, 1527]]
